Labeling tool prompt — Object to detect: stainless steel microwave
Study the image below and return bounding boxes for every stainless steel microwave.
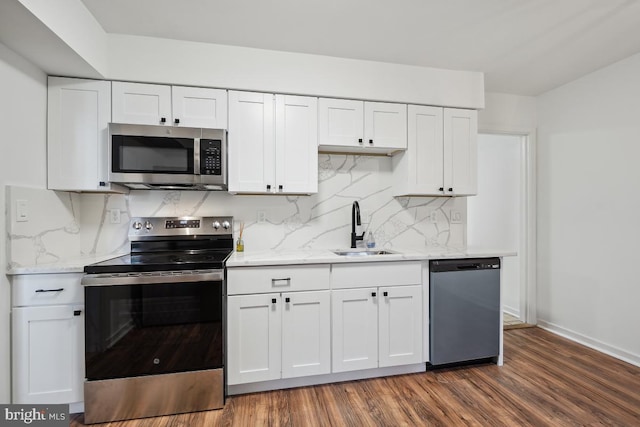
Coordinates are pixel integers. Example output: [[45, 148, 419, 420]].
[[108, 123, 227, 190]]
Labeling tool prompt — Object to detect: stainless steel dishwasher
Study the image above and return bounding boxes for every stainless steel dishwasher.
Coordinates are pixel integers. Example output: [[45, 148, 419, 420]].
[[429, 258, 501, 367]]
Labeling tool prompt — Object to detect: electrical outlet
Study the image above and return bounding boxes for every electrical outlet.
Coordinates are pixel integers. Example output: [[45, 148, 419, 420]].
[[450, 209, 463, 224], [429, 210, 438, 223], [257, 210, 267, 223], [109, 209, 121, 224]]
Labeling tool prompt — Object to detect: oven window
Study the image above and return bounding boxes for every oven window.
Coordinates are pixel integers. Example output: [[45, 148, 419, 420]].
[[85, 281, 222, 381], [112, 135, 194, 174]]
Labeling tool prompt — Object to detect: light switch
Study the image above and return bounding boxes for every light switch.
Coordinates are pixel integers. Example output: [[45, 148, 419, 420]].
[[16, 199, 28, 222]]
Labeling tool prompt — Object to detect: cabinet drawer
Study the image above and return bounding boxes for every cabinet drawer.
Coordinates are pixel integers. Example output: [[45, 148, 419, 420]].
[[227, 265, 330, 295], [331, 262, 422, 289], [11, 273, 83, 307]]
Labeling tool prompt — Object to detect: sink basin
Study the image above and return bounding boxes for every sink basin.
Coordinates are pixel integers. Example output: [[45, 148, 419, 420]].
[[332, 249, 398, 257]]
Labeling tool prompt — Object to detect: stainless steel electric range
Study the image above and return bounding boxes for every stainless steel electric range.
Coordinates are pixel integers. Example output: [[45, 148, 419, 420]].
[[81, 216, 233, 424]]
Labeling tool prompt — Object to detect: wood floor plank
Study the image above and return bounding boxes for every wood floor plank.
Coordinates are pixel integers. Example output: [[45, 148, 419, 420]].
[[71, 328, 640, 427]]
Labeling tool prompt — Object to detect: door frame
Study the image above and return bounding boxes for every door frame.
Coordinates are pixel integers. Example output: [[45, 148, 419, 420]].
[[477, 127, 537, 325]]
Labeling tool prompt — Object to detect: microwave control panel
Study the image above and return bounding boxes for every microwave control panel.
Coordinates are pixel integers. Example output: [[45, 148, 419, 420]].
[[200, 139, 222, 176]]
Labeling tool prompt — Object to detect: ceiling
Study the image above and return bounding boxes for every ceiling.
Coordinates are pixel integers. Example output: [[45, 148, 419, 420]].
[[80, 0, 640, 96]]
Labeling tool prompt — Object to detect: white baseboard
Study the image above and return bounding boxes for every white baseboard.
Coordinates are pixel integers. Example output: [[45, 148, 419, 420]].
[[503, 305, 520, 318], [227, 363, 425, 395], [537, 320, 640, 368]]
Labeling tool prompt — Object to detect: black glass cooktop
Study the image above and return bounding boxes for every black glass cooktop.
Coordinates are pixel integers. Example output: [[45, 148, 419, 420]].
[[84, 249, 233, 274]]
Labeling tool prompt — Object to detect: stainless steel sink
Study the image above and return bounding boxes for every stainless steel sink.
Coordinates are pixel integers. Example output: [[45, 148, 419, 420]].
[[332, 249, 398, 256]]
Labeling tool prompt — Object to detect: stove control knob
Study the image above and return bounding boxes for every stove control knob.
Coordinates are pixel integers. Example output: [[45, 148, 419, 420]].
[[212, 221, 221, 230], [133, 221, 142, 230], [222, 220, 231, 230], [144, 221, 153, 231]]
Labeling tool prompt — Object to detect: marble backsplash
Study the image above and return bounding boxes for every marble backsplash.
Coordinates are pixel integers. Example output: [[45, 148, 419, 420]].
[[6, 154, 466, 269]]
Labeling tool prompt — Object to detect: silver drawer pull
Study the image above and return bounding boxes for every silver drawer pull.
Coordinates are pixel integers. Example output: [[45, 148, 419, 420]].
[[35, 288, 64, 293], [271, 278, 291, 286]]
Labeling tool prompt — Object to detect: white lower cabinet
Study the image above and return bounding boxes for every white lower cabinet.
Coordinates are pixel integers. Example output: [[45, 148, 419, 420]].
[[11, 273, 84, 404], [227, 289, 331, 385], [12, 306, 84, 404], [227, 293, 281, 384], [332, 285, 422, 373], [331, 288, 378, 372], [227, 261, 424, 388]]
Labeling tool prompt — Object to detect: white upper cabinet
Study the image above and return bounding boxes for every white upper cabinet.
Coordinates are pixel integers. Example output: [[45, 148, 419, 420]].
[[393, 106, 477, 196], [318, 98, 407, 155], [275, 94, 318, 194], [112, 81, 227, 128], [317, 98, 364, 147], [228, 91, 317, 194], [112, 82, 171, 125], [364, 102, 407, 150], [171, 86, 228, 128], [443, 108, 477, 196], [47, 77, 124, 193]]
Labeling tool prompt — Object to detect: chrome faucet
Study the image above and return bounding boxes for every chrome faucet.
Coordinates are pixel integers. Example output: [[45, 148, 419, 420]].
[[351, 201, 365, 248]]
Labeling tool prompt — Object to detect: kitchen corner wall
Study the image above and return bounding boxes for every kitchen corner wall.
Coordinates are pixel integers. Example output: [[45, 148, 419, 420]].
[[7, 154, 466, 266]]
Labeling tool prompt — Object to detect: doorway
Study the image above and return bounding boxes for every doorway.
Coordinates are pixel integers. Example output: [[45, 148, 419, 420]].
[[467, 133, 534, 325]]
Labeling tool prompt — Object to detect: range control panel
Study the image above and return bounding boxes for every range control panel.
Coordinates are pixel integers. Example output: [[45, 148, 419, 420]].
[[129, 216, 233, 238]]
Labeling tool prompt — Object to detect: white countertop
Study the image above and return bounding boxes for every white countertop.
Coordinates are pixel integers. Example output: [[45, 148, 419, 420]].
[[226, 246, 516, 267], [6, 247, 516, 274], [6, 253, 127, 275]]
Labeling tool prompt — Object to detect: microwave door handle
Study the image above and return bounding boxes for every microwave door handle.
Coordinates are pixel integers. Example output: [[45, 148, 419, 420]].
[[194, 138, 201, 175]]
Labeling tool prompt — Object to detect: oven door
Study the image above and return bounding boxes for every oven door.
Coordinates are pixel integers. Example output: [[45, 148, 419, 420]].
[[109, 132, 198, 186], [84, 273, 223, 381]]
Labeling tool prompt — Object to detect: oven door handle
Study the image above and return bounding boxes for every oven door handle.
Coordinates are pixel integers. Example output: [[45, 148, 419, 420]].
[[81, 270, 224, 286]]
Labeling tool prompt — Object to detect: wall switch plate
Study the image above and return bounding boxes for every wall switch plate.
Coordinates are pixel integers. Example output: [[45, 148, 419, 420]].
[[450, 209, 463, 224], [257, 211, 267, 223], [109, 209, 121, 224], [16, 199, 28, 222]]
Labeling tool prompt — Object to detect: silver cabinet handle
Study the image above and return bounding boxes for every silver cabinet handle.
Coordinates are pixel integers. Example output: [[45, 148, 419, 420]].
[[35, 288, 64, 293], [271, 278, 291, 286]]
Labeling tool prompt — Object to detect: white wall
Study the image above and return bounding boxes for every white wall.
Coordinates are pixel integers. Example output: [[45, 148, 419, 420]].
[[537, 52, 640, 365], [106, 34, 484, 109], [479, 92, 537, 133], [0, 41, 48, 403], [468, 134, 523, 317]]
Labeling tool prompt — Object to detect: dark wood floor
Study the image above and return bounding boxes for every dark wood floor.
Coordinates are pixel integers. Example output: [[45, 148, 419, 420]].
[[72, 327, 640, 426]]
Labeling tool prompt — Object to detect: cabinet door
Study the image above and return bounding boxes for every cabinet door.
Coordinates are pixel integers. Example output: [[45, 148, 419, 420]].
[[407, 105, 444, 195], [379, 285, 422, 367], [364, 102, 407, 150], [275, 95, 318, 194], [318, 98, 364, 147], [12, 305, 84, 404], [112, 81, 172, 125], [227, 294, 281, 385], [47, 77, 116, 192], [443, 108, 477, 196], [228, 91, 276, 193], [171, 86, 227, 128], [331, 288, 378, 373], [281, 291, 330, 378]]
